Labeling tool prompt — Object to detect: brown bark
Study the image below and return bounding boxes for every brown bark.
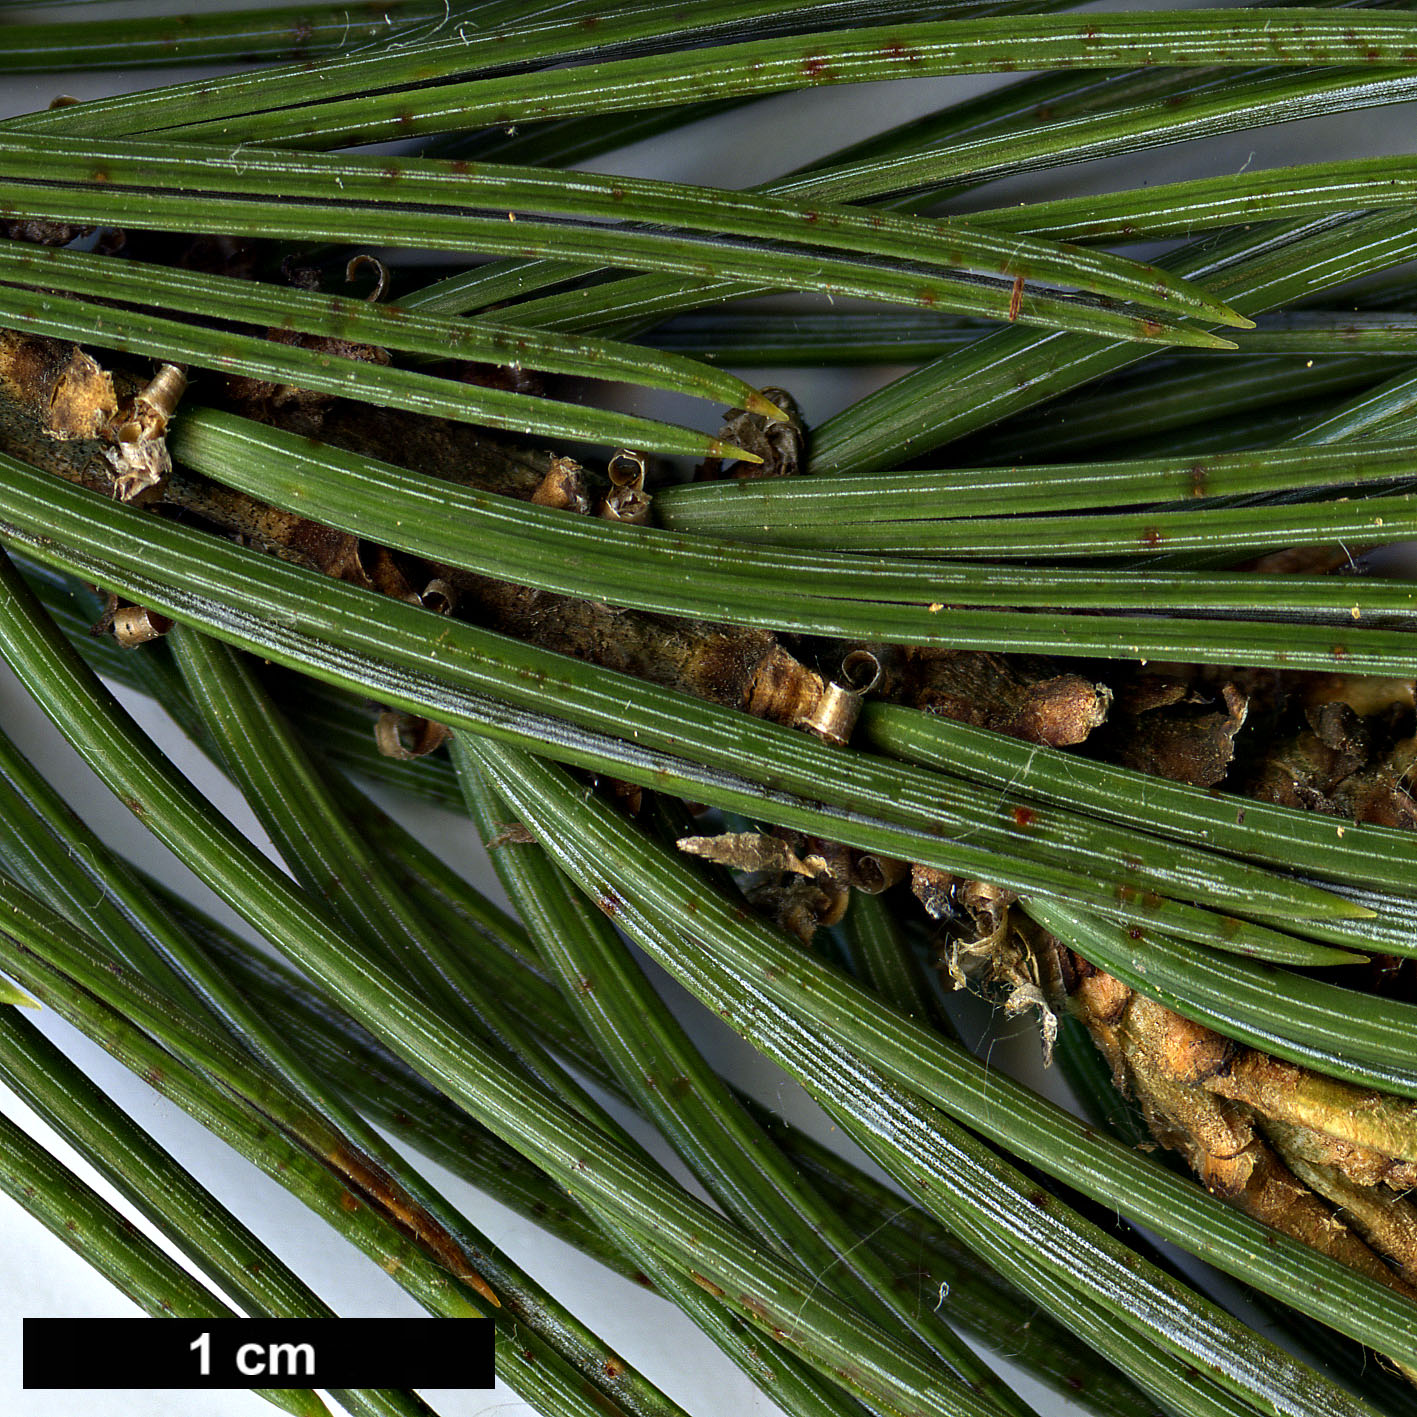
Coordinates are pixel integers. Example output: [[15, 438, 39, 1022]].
[[881, 647, 1111, 749], [1093, 675, 1248, 787], [1065, 975, 1417, 1297], [0, 331, 844, 728]]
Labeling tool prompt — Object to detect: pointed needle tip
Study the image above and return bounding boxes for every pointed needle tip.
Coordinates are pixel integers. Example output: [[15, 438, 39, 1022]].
[[1322, 948, 1371, 966], [712, 439, 762, 463], [1289, 881, 1374, 919], [1151, 325, 1237, 351], [453, 1262, 502, 1308], [744, 389, 791, 423], [0, 980, 38, 1008], [1247, 944, 1368, 967]]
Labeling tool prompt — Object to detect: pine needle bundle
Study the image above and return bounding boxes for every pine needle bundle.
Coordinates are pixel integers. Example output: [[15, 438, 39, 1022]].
[[2, 5, 1417, 1416]]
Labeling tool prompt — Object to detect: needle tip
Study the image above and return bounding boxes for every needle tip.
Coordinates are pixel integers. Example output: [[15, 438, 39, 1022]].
[[711, 439, 762, 463], [744, 389, 791, 423]]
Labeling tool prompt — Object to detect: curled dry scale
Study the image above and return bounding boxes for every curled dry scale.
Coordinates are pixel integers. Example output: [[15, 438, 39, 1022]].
[[2, 7, 1417, 1417]]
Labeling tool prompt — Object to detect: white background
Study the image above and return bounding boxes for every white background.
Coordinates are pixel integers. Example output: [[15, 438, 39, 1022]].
[[0, 2, 1413, 1414]]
